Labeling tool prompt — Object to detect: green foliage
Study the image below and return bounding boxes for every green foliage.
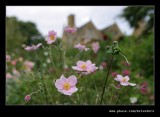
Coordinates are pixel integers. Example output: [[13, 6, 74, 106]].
[[6, 16, 42, 54], [120, 6, 154, 34], [6, 16, 154, 105]]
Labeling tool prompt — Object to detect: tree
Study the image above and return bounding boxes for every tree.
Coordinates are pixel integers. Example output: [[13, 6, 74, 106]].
[[19, 21, 41, 45], [120, 6, 154, 34], [6, 16, 42, 53]]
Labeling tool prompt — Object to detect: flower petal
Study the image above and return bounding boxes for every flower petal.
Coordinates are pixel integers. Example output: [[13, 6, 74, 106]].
[[77, 61, 84, 66], [67, 75, 77, 86], [72, 66, 84, 71], [47, 39, 54, 44], [86, 60, 92, 65], [120, 82, 129, 86], [62, 90, 72, 96], [124, 76, 130, 81], [128, 82, 136, 86], [60, 74, 67, 82], [68, 87, 78, 93], [55, 79, 64, 89], [114, 78, 118, 81], [117, 75, 123, 81]]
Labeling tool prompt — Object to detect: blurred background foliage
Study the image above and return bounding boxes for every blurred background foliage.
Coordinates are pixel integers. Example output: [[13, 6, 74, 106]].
[[6, 6, 154, 105]]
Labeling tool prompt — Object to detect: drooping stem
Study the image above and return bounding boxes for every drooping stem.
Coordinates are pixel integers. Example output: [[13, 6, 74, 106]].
[[100, 55, 115, 104], [29, 90, 40, 96], [120, 53, 129, 65]]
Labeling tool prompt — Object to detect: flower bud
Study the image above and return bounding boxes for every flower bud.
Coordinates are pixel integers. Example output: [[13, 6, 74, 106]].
[[25, 95, 31, 102], [113, 41, 118, 45]]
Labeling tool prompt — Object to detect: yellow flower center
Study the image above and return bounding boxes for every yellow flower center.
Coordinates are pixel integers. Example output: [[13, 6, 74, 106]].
[[50, 35, 55, 40], [81, 64, 87, 69], [63, 83, 70, 90], [122, 78, 126, 82]]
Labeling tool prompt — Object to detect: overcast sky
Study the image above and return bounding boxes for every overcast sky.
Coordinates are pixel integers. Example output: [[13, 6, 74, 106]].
[[6, 6, 134, 37]]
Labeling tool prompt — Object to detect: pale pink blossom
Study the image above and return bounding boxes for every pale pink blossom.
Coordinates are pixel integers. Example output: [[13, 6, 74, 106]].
[[6, 73, 12, 79], [25, 95, 31, 101], [25, 43, 42, 51], [11, 59, 17, 66], [65, 26, 77, 34], [12, 69, 20, 78], [12, 69, 19, 75], [92, 42, 100, 53], [114, 75, 136, 86], [45, 30, 57, 44], [55, 75, 78, 96], [18, 57, 23, 62], [72, 60, 98, 74], [74, 43, 89, 51], [23, 61, 35, 71], [6, 55, 11, 62]]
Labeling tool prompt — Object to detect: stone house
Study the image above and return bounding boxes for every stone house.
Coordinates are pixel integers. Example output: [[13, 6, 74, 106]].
[[62, 15, 123, 46]]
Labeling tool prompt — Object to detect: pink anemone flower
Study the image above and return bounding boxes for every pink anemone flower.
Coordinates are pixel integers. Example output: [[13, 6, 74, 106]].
[[55, 75, 78, 96], [25, 43, 42, 51], [72, 60, 98, 74], [74, 43, 89, 52], [92, 42, 100, 53], [65, 26, 77, 34], [6, 73, 12, 79], [114, 75, 136, 86], [45, 30, 57, 44]]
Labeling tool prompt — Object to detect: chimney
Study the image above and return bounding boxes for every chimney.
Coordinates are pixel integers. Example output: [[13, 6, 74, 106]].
[[68, 14, 75, 27]]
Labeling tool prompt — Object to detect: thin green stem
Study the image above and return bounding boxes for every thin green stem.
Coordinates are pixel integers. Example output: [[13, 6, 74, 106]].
[[69, 51, 81, 76], [77, 93, 80, 104], [45, 85, 54, 104], [115, 90, 120, 104], [100, 55, 115, 104], [49, 45, 59, 78], [34, 51, 55, 79], [61, 50, 65, 74], [109, 89, 114, 105], [40, 90, 46, 104], [82, 49, 92, 60], [41, 77, 48, 104], [29, 90, 40, 96], [92, 75, 99, 104], [84, 78, 89, 104], [59, 48, 64, 74], [92, 76, 98, 93]]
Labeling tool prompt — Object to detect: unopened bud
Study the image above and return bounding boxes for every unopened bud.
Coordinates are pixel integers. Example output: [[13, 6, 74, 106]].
[[113, 41, 118, 45], [25, 95, 31, 102]]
